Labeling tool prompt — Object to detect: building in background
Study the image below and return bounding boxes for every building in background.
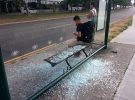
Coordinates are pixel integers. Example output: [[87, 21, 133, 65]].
[[68, 4, 83, 11], [23, 0, 63, 4], [21, 0, 64, 13], [46, 0, 63, 4], [0, 0, 64, 14]]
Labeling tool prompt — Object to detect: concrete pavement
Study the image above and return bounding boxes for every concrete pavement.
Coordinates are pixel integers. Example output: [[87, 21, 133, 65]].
[[112, 15, 135, 100]]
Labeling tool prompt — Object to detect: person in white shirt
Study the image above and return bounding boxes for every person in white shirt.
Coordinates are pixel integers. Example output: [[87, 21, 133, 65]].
[[86, 2, 97, 41], [86, 2, 97, 25]]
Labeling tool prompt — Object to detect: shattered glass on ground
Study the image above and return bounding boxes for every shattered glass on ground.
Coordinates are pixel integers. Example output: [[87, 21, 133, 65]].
[[38, 43, 135, 100], [62, 59, 112, 100], [5, 43, 135, 100], [38, 58, 114, 100]]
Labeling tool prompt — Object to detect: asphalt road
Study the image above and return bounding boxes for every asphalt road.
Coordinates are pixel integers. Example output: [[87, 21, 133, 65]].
[[0, 7, 135, 61]]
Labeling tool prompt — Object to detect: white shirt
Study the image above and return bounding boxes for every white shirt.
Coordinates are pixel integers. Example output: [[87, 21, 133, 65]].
[[89, 8, 97, 23]]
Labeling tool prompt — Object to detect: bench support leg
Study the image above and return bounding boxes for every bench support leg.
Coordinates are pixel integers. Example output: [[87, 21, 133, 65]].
[[82, 49, 88, 57], [65, 59, 72, 70]]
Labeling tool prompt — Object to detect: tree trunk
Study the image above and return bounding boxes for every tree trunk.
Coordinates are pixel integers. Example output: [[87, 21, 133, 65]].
[[5, 2, 8, 13], [37, 0, 41, 9], [25, 3, 29, 15], [71, 5, 72, 12], [52, 3, 56, 12], [70, 0, 73, 13], [0, 4, 1, 14]]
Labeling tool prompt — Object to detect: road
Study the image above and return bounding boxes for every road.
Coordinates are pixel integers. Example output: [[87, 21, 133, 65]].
[[0, 7, 135, 61]]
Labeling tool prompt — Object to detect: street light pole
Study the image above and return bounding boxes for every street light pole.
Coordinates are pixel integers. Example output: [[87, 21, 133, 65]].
[[0, 47, 11, 100]]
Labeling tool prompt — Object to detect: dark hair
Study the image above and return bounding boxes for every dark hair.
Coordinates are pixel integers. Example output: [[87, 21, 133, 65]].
[[90, 2, 95, 7], [73, 15, 80, 21]]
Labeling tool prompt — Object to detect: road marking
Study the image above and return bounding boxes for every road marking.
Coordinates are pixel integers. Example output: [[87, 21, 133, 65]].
[[47, 24, 72, 30], [4, 38, 75, 64], [4, 43, 56, 64]]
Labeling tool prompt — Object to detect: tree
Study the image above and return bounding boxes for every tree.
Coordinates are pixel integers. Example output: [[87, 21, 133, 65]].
[[12, 0, 21, 11], [4, 0, 9, 13], [37, 0, 41, 9]]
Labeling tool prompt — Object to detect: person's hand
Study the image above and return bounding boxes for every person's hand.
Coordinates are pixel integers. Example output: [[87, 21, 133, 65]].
[[73, 32, 78, 36], [86, 12, 92, 18], [87, 14, 91, 19], [86, 14, 89, 18]]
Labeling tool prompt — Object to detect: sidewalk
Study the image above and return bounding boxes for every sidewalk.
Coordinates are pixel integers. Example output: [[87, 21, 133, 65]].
[[112, 15, 135, 100]]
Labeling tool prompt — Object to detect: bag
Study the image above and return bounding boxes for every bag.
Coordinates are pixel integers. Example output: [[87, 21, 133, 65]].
[[81, 21, 95, 43]]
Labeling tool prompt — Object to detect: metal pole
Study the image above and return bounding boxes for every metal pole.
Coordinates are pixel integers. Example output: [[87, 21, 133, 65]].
[[104, 0, 111, 49], [0, 47, 11, 100]]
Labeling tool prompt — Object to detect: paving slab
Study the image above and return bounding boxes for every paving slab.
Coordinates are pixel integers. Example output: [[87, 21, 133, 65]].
[[111, 27, 135, 45], [115, 70, 135, 100], [128, 54, 135, 71], [112, 15, 135, 100], [114, 96, 126, 100]]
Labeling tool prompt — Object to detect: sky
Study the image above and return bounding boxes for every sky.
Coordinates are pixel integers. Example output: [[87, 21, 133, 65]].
[[131, 0, 135, 4]]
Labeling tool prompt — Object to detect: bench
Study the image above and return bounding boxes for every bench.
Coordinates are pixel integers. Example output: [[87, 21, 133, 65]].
[[44, 44, 93, 71]]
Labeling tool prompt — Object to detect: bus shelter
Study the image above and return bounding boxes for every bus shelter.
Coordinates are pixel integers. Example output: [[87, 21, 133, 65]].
[[0, 0, 112, 100]]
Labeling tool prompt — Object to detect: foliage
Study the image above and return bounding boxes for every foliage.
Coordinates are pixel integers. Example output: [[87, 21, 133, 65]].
[[0, 0, 133, 13]]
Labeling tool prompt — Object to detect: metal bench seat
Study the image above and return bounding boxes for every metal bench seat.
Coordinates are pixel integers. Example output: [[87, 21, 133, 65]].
[[44, 44, 92, 68]]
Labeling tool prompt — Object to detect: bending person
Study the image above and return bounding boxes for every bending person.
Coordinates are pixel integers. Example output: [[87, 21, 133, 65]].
[[68, 15, 94, 47]]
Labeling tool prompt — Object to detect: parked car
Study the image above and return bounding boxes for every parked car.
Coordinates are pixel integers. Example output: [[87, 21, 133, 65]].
[[21, 7, 38, 14], [68, 4, 83, 11]]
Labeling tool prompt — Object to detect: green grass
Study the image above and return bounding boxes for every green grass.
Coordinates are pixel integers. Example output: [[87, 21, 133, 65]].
[[108, 16, 133, 41]]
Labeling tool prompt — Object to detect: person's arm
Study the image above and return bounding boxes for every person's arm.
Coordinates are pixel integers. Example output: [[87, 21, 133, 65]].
[[74, 24, 83, 37], [86, 10, 93, 19], [73, 32, 81, 37]]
